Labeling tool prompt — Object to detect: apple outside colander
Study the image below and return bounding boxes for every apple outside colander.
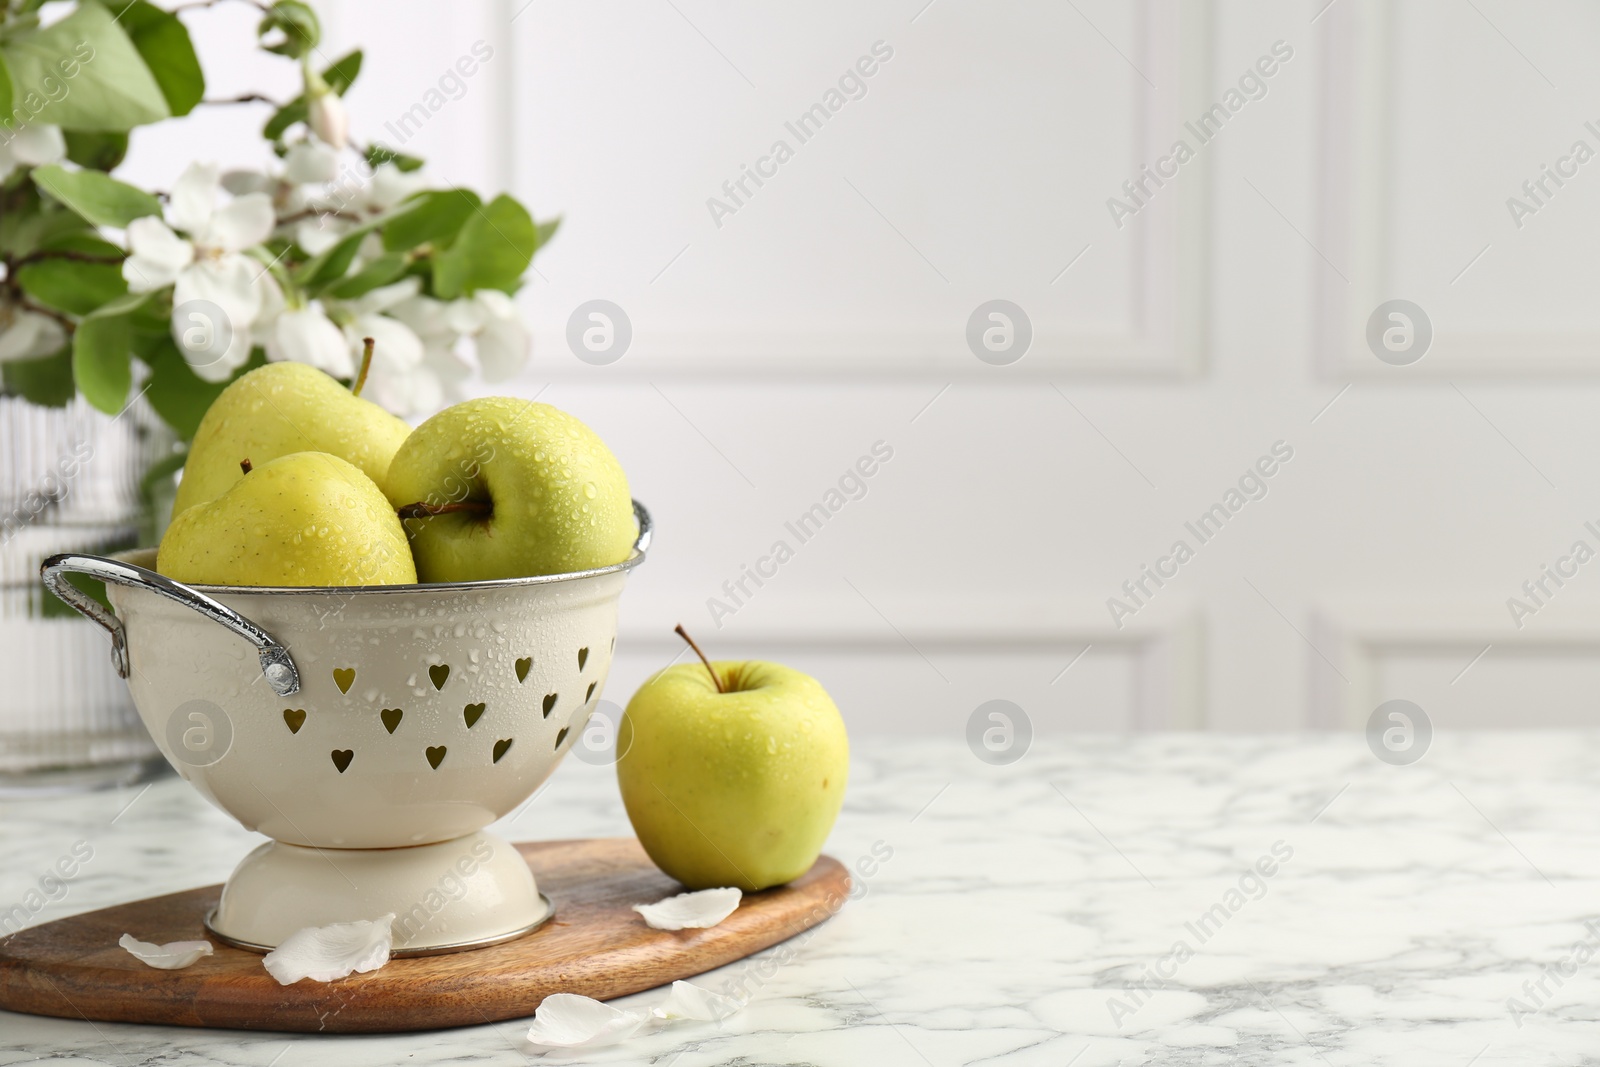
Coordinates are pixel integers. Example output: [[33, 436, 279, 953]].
[[39, 501, 651, 956]]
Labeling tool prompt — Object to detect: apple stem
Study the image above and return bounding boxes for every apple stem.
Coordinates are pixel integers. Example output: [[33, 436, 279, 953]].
[[239, 458, 253, 475], [674, 624, 724, 694], [395, 500, 493, 520], [351, 337, 375, 397]]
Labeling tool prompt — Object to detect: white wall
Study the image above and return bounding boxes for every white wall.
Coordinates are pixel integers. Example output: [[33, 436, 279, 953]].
[[135, 0, 1600, 734]]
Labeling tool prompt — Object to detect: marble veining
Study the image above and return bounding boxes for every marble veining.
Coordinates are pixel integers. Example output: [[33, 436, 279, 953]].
[[2, 733, 1599, 1065]]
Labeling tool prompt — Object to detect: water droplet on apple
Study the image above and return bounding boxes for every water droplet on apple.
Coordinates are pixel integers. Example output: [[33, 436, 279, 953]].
[[583, 482, 597, 499]]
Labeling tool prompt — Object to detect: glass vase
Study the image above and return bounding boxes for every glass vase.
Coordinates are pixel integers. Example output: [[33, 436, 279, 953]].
[[0, 394, 174, 793]]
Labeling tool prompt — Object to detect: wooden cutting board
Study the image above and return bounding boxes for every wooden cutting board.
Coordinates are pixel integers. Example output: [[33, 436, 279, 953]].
[[0, 837, 849, 1033]]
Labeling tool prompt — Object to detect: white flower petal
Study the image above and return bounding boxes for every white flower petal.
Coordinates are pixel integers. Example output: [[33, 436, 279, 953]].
[[9, 124, 65, 167], [123, 218, 193, 292], [633, 887, 742, 931], [284, 141, 340, 185], [473, 313, 530, 382], [352, 318, 440, 418], [261, 914, 393, 985], [443, 296, 485, 335], [119, 933, 213, 970], [308, 92, 349, 150], [205, 192, 275, 253], [0, 308, 65, 363], [349, 313, 423, 369], [295, 216, 347, 255], [360, 361, 441, 418], [524, 993, 644, 1050], [473, 288, 518, 320], [388, 294, 455, 341], [172, 311, 252, 383], [268, 307, 353, 377], [278, 184, 312, 218], [423, 338, 471, 381], [366, 163, 428, 212], [651, 980, 748, 1022], [167, 162, 220, 235], [171, 258, 261, 382], [175, 256, 262, 325], [254, 270, 286, 327], [348, 276, 421, 316], [221, 170, 274, 197]]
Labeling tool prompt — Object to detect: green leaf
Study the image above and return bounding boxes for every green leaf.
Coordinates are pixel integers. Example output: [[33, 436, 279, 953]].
[[0, 182, 95, 257], [433, 195, 537, 299], [91, 289, 156, 319], [381, 189, 479, 253], [257, 0, 320, 59], [324, 252, 409, 299], [63, 129, 128, 171], [141, 335, 241, 440], [365, 143, 423, 172], [1, 2, 169, 132], [301, 229, 368, 292], [139, 444, 187, 501], [73, 315, 131, 413], [37, 230, 125, 257], [0, 53, 16, 126], [103, 1, 204, 117], [262, 50, 361, 141], [1, 346, 74, 406], [535, 216, 561, 254], [32, 164, 161, 228], [71, 289, 151, 413], [17, 254, 126, 316]]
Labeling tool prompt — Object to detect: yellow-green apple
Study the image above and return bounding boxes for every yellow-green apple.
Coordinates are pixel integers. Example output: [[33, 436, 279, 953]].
[[173, 361, 411, 514], [158, 452, 416, 587], [616, 628, 849, 891], [383, 397, 635, 582]]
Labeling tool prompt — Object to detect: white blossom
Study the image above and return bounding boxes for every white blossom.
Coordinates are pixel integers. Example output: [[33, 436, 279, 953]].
[[265, 305, 352, 377], [123, 163, 275, 382], [0, 301, 65, 363], [325, 279, 432, 414], [308, 90, 349, 150], [0, 124, 65, 177]]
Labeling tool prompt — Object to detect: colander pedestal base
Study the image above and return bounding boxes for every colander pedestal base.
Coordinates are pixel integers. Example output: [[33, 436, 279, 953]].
[[207, 830, 551, 955]]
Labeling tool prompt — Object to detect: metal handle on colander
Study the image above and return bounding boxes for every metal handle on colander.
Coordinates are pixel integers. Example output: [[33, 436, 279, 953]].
[[39, 554, 303, 697], [632, 498, 652, 554]]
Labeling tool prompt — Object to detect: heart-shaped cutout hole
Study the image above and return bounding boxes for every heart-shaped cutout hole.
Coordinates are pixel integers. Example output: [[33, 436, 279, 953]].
[[493, 738, 513, 763], [381, 708, 403, 734], [542, 693, 557, 718], [283, 708, 306, 734], [554, 727, 569, 750], [464, 703, 485, 729], [585, 682, 596, 704], [428, 664, 450, 690], [426, 745, 447, 769], [331, 749, 353, 773], [577, 647, 589, 671], [333, 668, 355, 694], [515, 657, 532, 683]]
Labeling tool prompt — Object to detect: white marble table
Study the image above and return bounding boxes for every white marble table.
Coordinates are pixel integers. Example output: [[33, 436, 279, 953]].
[[2, 733, 1598, 1065]]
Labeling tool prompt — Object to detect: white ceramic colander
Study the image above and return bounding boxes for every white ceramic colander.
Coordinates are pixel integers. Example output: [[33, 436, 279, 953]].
[[41, 502, 650, 955]]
